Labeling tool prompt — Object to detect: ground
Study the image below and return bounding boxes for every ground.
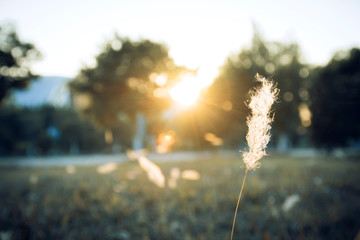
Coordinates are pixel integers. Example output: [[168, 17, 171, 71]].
[[0, 154, 359, 240]]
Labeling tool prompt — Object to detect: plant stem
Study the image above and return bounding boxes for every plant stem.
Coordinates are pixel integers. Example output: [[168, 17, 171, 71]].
[[230, 168, 249, 240]]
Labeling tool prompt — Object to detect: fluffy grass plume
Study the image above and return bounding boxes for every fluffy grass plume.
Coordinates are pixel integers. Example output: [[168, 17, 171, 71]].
[[127, 150, 165, 188], [230, 74, 278, 240], [243, 74, 278, 170], [138, 156, 165, 188]]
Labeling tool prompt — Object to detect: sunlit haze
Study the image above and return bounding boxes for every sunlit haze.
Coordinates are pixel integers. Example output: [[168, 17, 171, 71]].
[[170, 74, 206, 106], [1, 0, 359, 81], [170, 81, 199, 106]]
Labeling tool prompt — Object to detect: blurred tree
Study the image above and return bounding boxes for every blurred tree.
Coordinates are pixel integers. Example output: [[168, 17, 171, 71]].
[[311, 48, 360, 149], [0, 106, 44, 155], [0, 105, 107, 156], [48, 106, 108, 154], [204, 28, 311, 149], [69, 35, 187, 149], [0, 23, 41, 105]]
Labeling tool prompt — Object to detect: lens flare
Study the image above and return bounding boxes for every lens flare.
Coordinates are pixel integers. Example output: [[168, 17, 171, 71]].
[[204, 132, 223, 146], [156, 131, 175, 153]]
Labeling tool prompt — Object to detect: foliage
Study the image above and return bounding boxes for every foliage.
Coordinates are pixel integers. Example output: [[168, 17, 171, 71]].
[[204, 29, 311, 147], [0, 106, 106, 156], [0, 23, 41, 105], [311, 48, 360, 148], [69, 35, 187, 133]]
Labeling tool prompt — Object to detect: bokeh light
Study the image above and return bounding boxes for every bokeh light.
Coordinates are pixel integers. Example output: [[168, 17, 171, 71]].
[[157, 131, 175, 153], [298, 103, 312, 127]]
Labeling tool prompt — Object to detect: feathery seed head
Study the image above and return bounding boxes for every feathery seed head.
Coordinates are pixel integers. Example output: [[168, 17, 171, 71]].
[[242, 74, 278, 170]]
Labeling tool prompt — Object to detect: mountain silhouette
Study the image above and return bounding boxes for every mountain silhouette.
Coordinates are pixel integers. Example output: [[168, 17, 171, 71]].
[[12, 76, 72, 107]]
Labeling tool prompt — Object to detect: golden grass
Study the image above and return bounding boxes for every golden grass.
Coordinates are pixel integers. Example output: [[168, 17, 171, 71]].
[[0, 155, 359, 239]]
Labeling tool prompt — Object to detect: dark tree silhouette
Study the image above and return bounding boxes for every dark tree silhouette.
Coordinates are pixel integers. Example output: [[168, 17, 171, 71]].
[[0, 106, 106, 156], [0, 23, 41, 105], [311, 48, 360, 148]]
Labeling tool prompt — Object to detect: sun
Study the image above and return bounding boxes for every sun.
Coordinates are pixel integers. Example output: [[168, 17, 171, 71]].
[[169, 67, 218, 106], [170, 75, 202, 106]]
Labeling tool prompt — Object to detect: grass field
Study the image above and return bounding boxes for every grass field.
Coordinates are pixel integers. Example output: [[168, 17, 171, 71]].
[[0, 154, 359, 240]]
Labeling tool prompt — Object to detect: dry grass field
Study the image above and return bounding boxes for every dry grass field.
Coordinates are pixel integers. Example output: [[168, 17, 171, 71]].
[[0, 154, 359, 239]]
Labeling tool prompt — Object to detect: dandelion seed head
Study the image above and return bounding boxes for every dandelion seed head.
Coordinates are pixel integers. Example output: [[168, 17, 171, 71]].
[[243, 74, 278, 170]]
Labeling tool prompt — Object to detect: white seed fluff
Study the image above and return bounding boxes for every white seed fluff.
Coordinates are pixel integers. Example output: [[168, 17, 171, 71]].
[[242, 74, 278, 170]]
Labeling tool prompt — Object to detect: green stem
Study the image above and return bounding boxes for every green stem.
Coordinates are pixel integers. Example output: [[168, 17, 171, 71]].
[[230, 168, 249, 240]]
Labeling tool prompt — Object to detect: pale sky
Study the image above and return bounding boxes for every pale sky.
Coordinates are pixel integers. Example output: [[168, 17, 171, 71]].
[[1, 0, 359, 80]]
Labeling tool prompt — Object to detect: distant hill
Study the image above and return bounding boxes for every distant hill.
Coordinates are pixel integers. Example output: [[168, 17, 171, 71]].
[[12, 77, 72, 107]]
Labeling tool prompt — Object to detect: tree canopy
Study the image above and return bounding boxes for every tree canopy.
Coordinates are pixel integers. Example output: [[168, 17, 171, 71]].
[[69, 35, 187, 131], [0, 23, 41, 105], [203, 29, 311, 147], [311, 48, 360, 148]]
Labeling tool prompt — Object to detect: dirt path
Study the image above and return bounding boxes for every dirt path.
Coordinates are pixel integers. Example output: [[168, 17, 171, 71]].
[[0, 150, 237, 168]]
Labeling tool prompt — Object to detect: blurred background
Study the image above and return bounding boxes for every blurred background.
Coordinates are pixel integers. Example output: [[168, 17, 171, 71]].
[[0, 0, 360, 239]]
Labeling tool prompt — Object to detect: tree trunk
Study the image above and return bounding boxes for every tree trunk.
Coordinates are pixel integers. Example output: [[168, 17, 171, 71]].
[[132, 112, 147, 150]]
